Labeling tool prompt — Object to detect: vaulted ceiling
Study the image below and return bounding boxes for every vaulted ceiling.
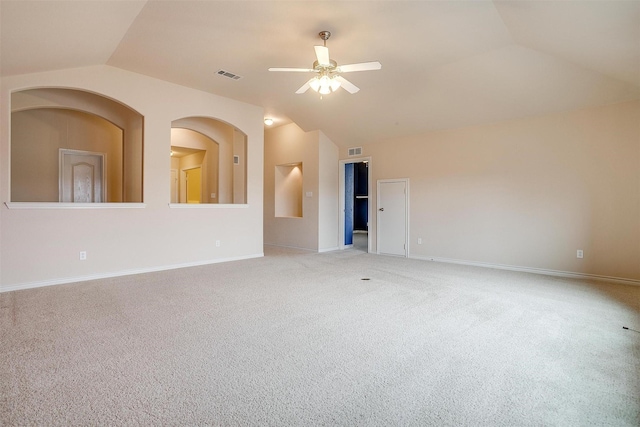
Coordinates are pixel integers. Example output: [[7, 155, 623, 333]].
[[2, 1, 639, 147]]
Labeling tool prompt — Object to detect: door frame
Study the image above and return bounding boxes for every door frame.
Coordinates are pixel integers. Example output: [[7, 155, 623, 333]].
[[181, 164, 203, 204], [170, 168, 179, 203], [376, 178, 410, 257], [339, 156, 372, 252], [58, 148, 106, 203]]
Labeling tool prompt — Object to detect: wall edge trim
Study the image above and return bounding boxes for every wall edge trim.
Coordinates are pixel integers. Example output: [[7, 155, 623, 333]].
[[5, 202, 146, 209], [168, 203, 250, 209], [0, 253, 265, 293], [263, 243, 317, 253], [410, 255, 640, 286]]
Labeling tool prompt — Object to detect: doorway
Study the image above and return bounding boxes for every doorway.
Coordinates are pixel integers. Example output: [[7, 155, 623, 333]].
[[339, 157, 372, 252], [377, 178, 409, 257], [183, 166, 202, 204]]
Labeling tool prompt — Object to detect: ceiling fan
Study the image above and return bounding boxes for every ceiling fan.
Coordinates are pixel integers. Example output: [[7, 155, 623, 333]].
[[269, 31, 382, 96]]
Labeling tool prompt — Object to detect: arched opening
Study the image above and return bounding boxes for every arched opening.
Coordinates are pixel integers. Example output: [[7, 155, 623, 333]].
[[170, 129, 216, 204], [171, 117, 247, 204], [10, 88, 144, 203]]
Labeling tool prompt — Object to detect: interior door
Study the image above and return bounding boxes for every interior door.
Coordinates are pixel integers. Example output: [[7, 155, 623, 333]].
[[377, 179, 408, 256], [186, 167, 202, 204], [59, 149, 105, 202]]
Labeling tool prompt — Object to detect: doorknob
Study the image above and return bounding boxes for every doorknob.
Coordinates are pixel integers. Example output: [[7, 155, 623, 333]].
[[379, 208, 384, 211]]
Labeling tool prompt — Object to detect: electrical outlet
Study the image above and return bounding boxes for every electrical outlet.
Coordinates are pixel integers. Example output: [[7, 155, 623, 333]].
[[79, 251, 87, 261], [577, 250, 583, 259], [417, 238, 422, 244], [215, 240, 221, 247]]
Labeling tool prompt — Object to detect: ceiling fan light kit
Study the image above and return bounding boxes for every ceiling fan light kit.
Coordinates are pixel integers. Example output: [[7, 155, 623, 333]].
[[269, 31, 381, 98]]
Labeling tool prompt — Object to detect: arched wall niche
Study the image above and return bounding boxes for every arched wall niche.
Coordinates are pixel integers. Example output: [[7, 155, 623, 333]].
[[10, 88, 144, 202], [171, 116, 247, 204]]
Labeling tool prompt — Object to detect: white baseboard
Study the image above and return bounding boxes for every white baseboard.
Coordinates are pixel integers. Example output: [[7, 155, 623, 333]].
[[6, 252, 635, 293], [264, 243, 317, 252], [263, 243, 339, 254], [410, 255, 640, 286], [0, 253, 265, 293]]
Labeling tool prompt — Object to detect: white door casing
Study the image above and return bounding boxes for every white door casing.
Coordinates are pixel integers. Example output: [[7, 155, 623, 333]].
[[377, 179, 409, 257], [59, 149, 105, 203], [170, 169, 178, 203]]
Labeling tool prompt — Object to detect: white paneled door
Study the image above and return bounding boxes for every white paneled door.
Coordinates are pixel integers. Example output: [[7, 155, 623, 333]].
[[377, 179, 408, 256], [59, 149, 105, 203]]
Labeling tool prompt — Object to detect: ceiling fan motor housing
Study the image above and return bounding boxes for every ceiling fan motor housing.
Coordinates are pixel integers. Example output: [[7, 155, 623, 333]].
[[313, 59, 337, 72]]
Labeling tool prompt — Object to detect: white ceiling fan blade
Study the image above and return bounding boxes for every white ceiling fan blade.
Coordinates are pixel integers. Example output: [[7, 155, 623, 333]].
[[335, 76, 360, 94], [314, 45, 330, 66], [337, 61, 382, 72], [269, 67, 315, 72], [295, 78, 315, 94]]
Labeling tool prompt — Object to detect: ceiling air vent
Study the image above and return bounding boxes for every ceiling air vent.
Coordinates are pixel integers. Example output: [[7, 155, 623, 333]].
[[216, 69, 242, 80], [348, 147, 362, 157]]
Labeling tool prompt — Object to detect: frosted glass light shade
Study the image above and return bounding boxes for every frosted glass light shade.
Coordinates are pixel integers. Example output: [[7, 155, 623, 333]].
[[309, 78, 321, 92]]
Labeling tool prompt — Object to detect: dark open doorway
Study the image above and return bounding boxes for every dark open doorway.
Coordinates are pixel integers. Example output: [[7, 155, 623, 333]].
[[344, 161, 369, 251]]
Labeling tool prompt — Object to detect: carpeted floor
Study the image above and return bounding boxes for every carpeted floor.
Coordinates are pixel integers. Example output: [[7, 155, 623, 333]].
[[352, 232, 368, 252], [1, 246, 639, 426]]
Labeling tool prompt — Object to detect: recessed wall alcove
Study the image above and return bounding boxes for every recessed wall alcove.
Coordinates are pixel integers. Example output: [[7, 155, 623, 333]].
[[275, 162, 303, 218], [10, 88, 143, 203]]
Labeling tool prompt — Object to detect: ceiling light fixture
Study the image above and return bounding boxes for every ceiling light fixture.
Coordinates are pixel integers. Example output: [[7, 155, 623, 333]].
[[310, 74, 341, 96], [269, 31, 381, 98], [264, 118, 274, 126]]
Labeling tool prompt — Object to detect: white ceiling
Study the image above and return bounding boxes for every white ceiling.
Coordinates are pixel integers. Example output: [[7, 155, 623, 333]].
[[2, 1, 639, 148]]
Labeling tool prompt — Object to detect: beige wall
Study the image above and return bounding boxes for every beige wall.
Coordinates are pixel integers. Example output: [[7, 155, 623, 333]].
[[171, 157, 180, 170], [264, 123, 339, 252], [264, 123, 319, 250], [343, 101, 640, 281], [233, 130, 247, 204], [318, 131, 339, 252], [0, 65, 264, 290], [11, 108, 123, 202]]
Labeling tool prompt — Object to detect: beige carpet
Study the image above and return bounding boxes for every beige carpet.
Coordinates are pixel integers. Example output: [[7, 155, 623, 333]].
[[1, 246, 639, 426]]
